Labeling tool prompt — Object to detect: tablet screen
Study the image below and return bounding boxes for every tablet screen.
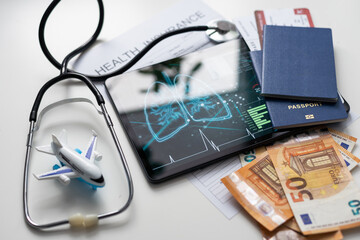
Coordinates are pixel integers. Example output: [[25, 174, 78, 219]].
[[106, 38, 284, 182]]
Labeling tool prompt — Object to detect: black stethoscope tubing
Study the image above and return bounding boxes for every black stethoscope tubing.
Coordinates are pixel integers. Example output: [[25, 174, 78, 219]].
[[24, 0, 223, 229], [24, 72, 134, 229]]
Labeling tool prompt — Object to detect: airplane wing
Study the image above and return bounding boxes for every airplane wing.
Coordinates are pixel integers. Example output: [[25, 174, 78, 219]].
[[34, 166, 78, 180], [82, 130, 98, 163]]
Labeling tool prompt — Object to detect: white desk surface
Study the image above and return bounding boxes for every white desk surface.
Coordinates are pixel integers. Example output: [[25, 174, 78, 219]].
[[1, 0, 360, 239]]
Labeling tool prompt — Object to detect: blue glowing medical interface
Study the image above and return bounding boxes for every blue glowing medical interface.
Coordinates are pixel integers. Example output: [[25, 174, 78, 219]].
[[106, 38, 273, 181]]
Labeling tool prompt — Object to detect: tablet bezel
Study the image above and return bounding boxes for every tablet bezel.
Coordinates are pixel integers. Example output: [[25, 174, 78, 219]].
[[105, 38, 348, 183]]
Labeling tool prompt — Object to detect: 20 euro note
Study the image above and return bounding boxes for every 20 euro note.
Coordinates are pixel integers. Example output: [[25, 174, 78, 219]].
[[293, 127, 357, 152], [267, 135, 360, 235], [221, 152, 293, 231], [336, 143, 360, 171], [292, 127, 360, 170], [329, 128, 357, 152]]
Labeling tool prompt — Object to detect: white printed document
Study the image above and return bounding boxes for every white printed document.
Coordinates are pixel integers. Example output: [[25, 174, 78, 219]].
[[73, 0, 223, 75], [233, 15, 261, 51]]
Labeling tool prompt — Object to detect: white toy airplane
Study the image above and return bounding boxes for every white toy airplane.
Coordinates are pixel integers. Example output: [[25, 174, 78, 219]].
[[34, 129, 104, 189]]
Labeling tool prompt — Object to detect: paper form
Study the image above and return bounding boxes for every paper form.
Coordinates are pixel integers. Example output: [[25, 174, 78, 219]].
[[188, 156, 242, 219], [233, 15, 261, 51], [73, 0, 223, 75]]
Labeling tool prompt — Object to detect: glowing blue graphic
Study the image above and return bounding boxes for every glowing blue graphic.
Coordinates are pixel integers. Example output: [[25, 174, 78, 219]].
[[150, 104, 184, 127], [185, 97, 216, 116], [144, 81, 189, 143], [144, 72, 232, 143], [173, 74, 232, 122]]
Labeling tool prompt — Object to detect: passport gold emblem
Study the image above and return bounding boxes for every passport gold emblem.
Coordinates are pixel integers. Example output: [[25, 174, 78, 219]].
[[305, 114, 314, 119]]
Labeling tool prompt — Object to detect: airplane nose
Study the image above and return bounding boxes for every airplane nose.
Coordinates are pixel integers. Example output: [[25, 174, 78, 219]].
[[90, 175, 105, 185]]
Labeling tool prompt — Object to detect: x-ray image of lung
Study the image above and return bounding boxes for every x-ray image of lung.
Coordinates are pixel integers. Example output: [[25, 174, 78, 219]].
[[106, 38, 274, 180], [144, 72, 232, 142]]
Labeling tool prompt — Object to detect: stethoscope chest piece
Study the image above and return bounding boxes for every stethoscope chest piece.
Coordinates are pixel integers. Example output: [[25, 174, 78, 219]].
[[206, 19, 240, 43]]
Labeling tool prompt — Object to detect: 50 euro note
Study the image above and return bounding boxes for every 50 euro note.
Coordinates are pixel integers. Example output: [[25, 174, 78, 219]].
[[267, 135, 360, 235], [222, 152, 293, 231], [239, 137, 297, 167], [260, 223, 343, 240], [283, 218, 343, 239]]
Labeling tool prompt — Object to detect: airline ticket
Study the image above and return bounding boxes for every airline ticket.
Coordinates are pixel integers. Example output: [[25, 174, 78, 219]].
[[254, 8, 314, 48]]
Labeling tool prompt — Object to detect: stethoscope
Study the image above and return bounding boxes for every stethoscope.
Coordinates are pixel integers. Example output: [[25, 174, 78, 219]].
[[23, 0, 240, 230]]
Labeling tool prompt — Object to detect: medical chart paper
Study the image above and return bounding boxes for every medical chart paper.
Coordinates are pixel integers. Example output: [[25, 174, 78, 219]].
[[188, 156, 242, 219], [73, 0, 222, 75]]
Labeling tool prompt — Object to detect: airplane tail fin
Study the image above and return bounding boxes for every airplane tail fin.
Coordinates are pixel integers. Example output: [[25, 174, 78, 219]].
[[52, 134, 63, 148], [36, 145, 54, 155], [33, 173, 40, 180], [35, 130, 66, 154], [92, 130, 98, 137]]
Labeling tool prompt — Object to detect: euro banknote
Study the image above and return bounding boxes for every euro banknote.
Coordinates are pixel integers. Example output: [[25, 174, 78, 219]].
[[222, 152, 293, 231], [292, 127, 357, 152], [267, 135, 360, 234], [239, 146, 266, 167], [260, 223, 343, 240], [336, 143, 360, 171]]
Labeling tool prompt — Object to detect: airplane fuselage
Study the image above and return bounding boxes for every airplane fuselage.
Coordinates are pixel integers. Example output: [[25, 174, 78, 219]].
[[52, 142, 105, 187]]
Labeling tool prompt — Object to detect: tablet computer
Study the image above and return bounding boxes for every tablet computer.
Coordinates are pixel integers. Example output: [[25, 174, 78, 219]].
[[104, 38, 343, 182]]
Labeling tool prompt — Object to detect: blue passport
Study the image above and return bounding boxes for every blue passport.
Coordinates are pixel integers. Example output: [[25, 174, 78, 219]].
[[261, 25, 338, 103], [249, 50, 263, 87], [251, 50, 347, 129]]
